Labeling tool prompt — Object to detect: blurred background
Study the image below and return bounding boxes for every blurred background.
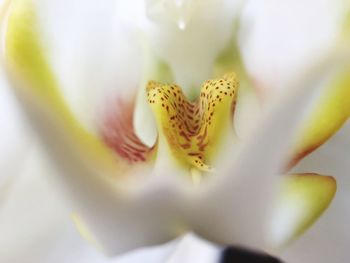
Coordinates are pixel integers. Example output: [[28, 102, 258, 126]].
[[0, 0, 349, 262]]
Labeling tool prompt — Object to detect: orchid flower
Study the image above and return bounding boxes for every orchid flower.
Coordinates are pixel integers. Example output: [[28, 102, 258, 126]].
[[0, 0, 350, 262]]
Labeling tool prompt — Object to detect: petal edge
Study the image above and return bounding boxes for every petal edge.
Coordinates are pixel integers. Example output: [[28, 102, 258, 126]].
[[267, 173, 337, 249]]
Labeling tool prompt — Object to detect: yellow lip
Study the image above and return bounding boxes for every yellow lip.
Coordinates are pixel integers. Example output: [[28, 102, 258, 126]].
[[147, 72, 238, 173]]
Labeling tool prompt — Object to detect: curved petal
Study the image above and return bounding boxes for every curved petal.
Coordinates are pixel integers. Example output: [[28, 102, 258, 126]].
[[3, 0, 160, 181], [290, 66, 350, 168], [46, 223, 178, 263], [238, 0, 349, 169], [212, 17, 263, 141], [3, 0, 189, 255], [267, 173, 336, 249], [166, 233, 220, 263], [4, 0, 130, 176], [233, 80, 261, 140], [133, 44, 174, 147], [0, 147, 178, 263], [0, 146, 69, 262], [27, 0, 144, 131], [280, 122, 350, 262], [239, 0, 344, 96], [0, 72, 31, 196], [164, 234, 283, 263], [145, 0, 243, 92], [184, 54, 340, 251]]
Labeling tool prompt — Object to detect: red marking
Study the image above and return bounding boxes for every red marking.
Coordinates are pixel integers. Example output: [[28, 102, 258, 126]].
[[187, 107, 194, 114], [198, 141, 209, 151], [184, 121, 195, 134], [186, 114, 194, 120], [197, 125, 208, 151], [179, 131, 190, 141], [99, 96, 153, 164], [124, 143, 147, 153], [180, 143, 191, 149]]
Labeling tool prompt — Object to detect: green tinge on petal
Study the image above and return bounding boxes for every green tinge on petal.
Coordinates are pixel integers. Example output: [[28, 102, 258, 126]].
[[213, 22, 249, 84], [5, 0, 120, 175], [268, 173, 336, 248], [290, 67, 350, 168], [213, 22, 260, 137], [214, 37, 243, 78]]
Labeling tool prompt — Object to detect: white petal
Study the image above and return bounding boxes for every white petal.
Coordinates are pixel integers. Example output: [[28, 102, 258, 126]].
[[45, 156, 189, 256], [166, 233, 220, 263], [233, 84, 261, 140], [117, 241, 178, 263], [0, 139, 182, 262], [0, 146, 69, 262], [46, 222, 178, 263], [240, 0, 344, 95], [186, 53, 341, 250], [0, 72, 31, 193], [281, 121, 350, 262], [267, 173, 336, 249], [145, 0, 243, 93], [0, 144, 178, 263], [26, 0, 143, 131], [3, 1, 190, 255]]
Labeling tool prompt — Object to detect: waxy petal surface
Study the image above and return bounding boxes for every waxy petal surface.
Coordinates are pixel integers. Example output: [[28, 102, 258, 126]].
[[3, 0, 184, 255], [291, 67, 350, 168], [185, 56, 340, 250], [145, 0, 243, 91], [5, 0, 123, 176], [268, 174, 336, 249]]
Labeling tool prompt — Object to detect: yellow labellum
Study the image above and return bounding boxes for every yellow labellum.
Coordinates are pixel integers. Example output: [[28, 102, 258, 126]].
[[147, 73, 238, 172]]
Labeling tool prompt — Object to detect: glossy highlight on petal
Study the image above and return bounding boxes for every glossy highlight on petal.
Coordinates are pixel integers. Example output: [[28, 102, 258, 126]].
[[268, 173, 336, 248], [147, 73, 238, 173]]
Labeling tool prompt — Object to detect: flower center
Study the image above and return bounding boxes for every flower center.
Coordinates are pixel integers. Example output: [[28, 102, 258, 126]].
[[147, 73, 238, 172]]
